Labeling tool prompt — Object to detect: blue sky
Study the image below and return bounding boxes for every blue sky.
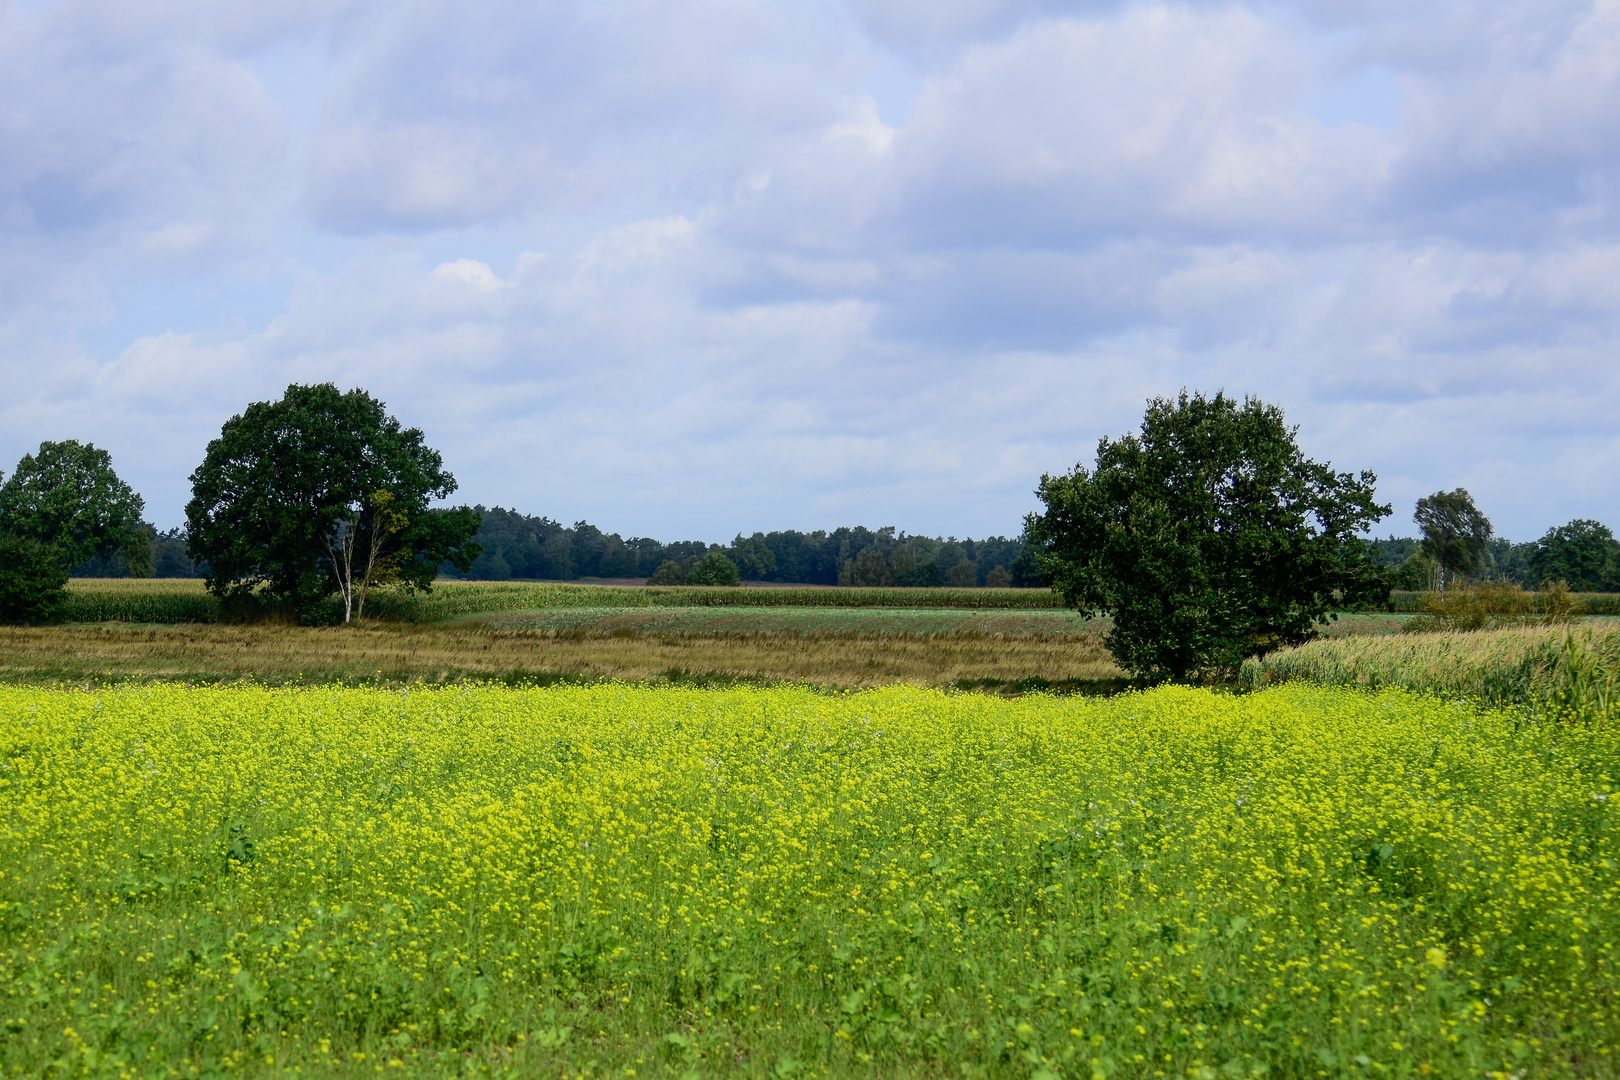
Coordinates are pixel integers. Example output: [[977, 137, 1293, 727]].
[[2, 0, 1617, 542]]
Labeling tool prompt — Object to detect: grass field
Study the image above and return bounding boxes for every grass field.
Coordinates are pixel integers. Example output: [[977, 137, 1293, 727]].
[[0, 622, 1124, 691], [2, 682, 1615, 1078]]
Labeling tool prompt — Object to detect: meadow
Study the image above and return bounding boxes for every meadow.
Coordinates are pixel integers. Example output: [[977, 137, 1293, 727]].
[[2, 682, 1615, 1079]]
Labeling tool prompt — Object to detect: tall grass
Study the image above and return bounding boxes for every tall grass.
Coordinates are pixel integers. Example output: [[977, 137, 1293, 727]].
[[0, 621, 1122, 689], [1242, 623, 1620, 715]]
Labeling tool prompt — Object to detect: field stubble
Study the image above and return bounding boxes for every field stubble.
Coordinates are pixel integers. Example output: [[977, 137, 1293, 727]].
[[0, 620, 1123, 690]]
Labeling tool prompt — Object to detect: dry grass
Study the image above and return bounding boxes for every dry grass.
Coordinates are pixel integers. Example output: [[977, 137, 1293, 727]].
[[0, 622, 1124, 691]]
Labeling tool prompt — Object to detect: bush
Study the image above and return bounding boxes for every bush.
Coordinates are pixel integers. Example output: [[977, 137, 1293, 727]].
[[647, 560, 686, 586], [0, 535, 69, 623], [1405, 580, 1578, 633], [685, 551, 741, 587]]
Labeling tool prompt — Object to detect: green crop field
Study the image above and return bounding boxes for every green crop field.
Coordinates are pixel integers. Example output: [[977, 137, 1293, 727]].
[[464, 605, 1100, 638], [57, 580, 1068, 625], [3, 682, 1616, 1078]]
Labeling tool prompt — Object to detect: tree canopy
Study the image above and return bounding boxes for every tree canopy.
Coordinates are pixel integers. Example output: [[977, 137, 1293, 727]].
[[0, 441, 146, 569], [1414, 488, 1493, 587], [0, 442, 146, 622], [686, 551, 741, 586], [1527, 519, 1620, 591], [185, 384, 482, 618], [1029, 391, 1390, 682]]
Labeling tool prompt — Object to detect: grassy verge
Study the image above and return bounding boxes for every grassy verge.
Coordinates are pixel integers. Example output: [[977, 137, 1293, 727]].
[[1242, 623, 1620, 714], [3, 682, 1615, 1077], [0, 622, 1122, 690]]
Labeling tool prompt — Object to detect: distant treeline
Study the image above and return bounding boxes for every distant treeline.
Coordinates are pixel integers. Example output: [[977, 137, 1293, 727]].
[[1367, 522, 1620, 592], [70, 510, 1620, 594], [72, 527, 204, 579], [445, 507, 1047, 588]]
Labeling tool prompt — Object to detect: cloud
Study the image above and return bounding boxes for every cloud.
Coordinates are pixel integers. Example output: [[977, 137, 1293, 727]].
[[1, 0, 1618, 542]]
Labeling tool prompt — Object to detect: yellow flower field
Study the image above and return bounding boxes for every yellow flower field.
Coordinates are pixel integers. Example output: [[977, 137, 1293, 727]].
[[1, 683, 1616, 1078]]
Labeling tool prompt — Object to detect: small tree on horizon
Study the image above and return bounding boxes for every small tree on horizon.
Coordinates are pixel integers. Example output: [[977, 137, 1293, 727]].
[[686, 550, 741, 587]]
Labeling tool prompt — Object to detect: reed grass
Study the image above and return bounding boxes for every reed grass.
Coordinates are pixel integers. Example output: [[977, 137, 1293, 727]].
[[1242, 623, 1620, 716]]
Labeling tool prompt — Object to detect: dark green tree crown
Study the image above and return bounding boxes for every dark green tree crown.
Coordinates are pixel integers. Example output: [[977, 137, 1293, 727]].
[[185, 383, 481, 616], [1414, 488, 1493, 578], [0, 440, 145, 568], [1030, 390, 1391, 682]]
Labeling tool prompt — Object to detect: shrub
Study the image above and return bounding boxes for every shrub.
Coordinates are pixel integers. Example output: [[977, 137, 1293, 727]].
[[647, 560, 686, 586], [685, 551, 740, 587], [1405, 580, 1578, 633]]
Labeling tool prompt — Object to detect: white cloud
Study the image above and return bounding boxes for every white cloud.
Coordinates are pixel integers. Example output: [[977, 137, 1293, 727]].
[[1, 0, 1618, 542]]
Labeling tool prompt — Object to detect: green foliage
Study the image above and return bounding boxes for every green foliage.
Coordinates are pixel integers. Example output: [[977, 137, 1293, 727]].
[[728, 534, 777, 580], [1031, 391, 1391, 682], [0, 440, 145, 569], [0, 535, 69, 623], [894, 558, 944, 587], [185, 384, 482, 619], [458, 512, 1030, 586], [838, 547, 892, 586], [1414, 488, 1493, 584], [647, 559, 686, 585], [1528, 519, 1620, 591], [685, 550, 741, 586]]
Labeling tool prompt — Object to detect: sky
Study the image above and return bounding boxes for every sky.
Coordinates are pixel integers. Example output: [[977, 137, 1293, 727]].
[[2, 0, 1617, 543]]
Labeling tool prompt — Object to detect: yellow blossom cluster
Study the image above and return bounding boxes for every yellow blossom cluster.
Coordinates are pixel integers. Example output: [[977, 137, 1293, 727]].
[[0, 683, 1615, 1077]]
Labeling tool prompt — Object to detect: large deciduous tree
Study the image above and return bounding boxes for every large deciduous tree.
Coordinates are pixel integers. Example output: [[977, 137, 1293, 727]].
[[0, 442, 146, 621], [1028, 391, 1390, 682], [1414, 488, 1493, 590], [1527, 519, 1620, 592], [185, 384, 482, 620], [0, 441, 146, 569]]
